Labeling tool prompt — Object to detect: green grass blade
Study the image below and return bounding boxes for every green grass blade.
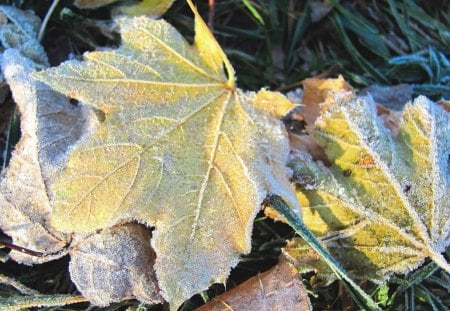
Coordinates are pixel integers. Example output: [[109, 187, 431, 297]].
[[412, 84, 450, 99], [0, 274, 39, 295], [417, 284, 446, 311], [426, 276, 450, 293], [265, 195, 380, 311], [0, 294, 87, 311], [241, 0, 264, 25], [286, 0, 310, 69], [329, 0, 390, 59], [386, 0, 416, 51], [387, 261, 439, 305], [331, 13, 389, 84], [406, 287, 415, 311], [428, 46, 441, 83]]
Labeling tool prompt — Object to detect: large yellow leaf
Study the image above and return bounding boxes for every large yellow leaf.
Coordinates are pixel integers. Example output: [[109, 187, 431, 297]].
[[286, 94, 450, 280], [34, 2, 298, 308]]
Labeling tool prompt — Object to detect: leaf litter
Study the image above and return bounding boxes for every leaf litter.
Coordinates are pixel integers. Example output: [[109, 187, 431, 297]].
[[0, 1, 448, 310]]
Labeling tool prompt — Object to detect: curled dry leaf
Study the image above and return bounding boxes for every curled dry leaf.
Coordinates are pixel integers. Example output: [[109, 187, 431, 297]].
[[69, 223, 163, 306], [196, 259, 311, 311], [0, 6, 91, 264], [34, 1, 298, 308], [285, 94, 450, 280]]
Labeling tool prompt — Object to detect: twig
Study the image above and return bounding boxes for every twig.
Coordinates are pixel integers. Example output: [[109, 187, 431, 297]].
[[0, 240, 43, 257], [208, 0, 215, 29]]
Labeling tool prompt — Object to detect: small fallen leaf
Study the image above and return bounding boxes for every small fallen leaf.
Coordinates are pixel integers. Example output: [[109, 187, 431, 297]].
[[286, 94, 450, 280], [288, 76, 353, 166], [69, 223, 163, 306], [196, 259, 311, 311], [34, 2, 299, 308]]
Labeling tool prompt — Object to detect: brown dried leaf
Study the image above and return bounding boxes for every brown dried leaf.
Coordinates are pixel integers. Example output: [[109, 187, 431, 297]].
[[289, 76, 353, 165], [196, 259, 311, 311], [437, 99, 450, 112], [301, 75, 353, 126], [69, 224, 163, 306]]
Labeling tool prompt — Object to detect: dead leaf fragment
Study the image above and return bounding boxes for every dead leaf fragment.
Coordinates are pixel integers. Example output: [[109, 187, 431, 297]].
[[34, 2, 298, 308], [376, 104, 403, 138], [287, 94, 450, 280], [69, 224, 163, 306], [196, 259, 311, 311], [301, 75, 353, 126]]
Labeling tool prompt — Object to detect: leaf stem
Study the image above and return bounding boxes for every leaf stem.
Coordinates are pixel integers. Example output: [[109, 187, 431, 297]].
[[0, 240, 43, 257], [265, 195, 380, 311], [38, 0, 60, 42]]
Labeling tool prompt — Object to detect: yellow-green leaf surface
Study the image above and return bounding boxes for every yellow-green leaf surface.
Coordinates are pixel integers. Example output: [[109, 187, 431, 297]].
[[286, 95, 450, 280], [118, 0, 175, 17], [34, 2, 298, 308]]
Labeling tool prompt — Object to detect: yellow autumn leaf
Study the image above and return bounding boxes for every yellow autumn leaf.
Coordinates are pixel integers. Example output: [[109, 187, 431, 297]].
[[119, 0, 175, 17], [285, 94, 450, 280], [33, 1, 298, 308]]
